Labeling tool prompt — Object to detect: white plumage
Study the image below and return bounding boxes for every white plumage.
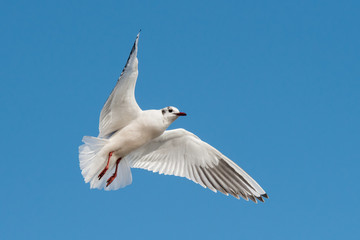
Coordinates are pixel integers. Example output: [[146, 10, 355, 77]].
[[79, 32, 268, 202]]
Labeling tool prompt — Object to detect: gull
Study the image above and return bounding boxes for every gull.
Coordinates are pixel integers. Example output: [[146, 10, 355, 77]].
[[79, 32, 268, 202]]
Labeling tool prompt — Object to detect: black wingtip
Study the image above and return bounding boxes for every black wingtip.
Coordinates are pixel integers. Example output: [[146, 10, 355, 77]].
[[136, 30, 141, 38], [262, 193, 269, 199], [130, 33, 139, 55], [119, 34, 140, 77], [256, 196, 265, 203], [249, 195, 257, 203]]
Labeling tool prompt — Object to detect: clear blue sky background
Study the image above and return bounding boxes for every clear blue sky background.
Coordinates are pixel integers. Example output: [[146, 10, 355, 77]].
[[1, 1, 359, 239]]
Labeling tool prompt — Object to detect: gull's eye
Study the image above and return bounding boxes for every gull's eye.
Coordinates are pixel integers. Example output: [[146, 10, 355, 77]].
[[169, 109, 173, 113]]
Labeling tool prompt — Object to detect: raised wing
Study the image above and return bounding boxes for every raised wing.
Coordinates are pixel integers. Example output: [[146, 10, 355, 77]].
[[98, 33, 142, 138], [126, 129, 268, 202]]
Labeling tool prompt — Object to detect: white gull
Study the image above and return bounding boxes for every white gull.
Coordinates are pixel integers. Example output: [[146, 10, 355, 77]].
[[79, 33, 268, 202]]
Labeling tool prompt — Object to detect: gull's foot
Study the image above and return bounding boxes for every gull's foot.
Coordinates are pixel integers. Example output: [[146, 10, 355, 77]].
[[98, 167, 108, 180], [98, 152, 113, 180], [106, 174, 117, 187], [105, 157, 121, 187]]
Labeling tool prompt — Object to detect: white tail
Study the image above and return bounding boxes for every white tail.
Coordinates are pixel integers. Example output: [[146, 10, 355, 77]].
[[79, 136, 132, 190]]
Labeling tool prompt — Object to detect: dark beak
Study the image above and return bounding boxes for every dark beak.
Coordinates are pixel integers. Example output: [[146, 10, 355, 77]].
[[175, 112, 187, 116]]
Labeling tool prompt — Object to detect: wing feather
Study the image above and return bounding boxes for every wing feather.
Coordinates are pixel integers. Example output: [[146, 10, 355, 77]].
[[127, 129, 267, 201], [196, 167, 216, 192], [192, 165, 206, 188], [98, 33, 142, 137]]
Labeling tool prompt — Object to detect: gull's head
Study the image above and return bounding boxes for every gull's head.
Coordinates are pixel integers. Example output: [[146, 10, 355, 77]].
[[161, 106, 187, 123]]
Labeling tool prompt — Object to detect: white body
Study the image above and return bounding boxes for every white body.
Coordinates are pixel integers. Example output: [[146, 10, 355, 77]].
[[102, 110, 169, 159]]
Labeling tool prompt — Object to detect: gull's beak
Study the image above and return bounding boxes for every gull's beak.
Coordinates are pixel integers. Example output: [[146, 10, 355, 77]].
[[175, 112, 187, 116]]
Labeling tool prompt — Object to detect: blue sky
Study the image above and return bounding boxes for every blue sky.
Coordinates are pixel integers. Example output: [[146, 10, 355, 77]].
[[1, 1, 359, 239]]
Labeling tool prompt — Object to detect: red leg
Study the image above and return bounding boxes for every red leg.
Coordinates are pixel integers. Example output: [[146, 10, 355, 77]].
[[98, 152, 113, 180], [106, 158, 122, 187]]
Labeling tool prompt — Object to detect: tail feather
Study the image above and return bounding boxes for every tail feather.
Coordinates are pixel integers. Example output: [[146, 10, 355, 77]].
[[79, 136, 132, 190]]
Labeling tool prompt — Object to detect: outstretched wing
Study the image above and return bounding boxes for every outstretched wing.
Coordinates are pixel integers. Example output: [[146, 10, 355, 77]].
[[126, 129, 268, 202], [99, 33, 142, 138]]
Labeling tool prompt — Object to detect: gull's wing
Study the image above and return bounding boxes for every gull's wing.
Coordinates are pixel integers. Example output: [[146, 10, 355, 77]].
[[126, 129, 268, 202], [98, 33, 142, 138]]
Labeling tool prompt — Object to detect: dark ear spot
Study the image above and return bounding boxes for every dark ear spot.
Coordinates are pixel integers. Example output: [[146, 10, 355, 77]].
[[162, 109, 166, 114]]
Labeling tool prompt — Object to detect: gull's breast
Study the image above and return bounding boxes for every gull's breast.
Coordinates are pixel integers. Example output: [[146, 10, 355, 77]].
[[109, 116, 165, 157]]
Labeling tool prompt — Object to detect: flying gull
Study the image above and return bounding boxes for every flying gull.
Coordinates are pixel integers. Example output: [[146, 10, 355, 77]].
[[79, 33, 268, 202]]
